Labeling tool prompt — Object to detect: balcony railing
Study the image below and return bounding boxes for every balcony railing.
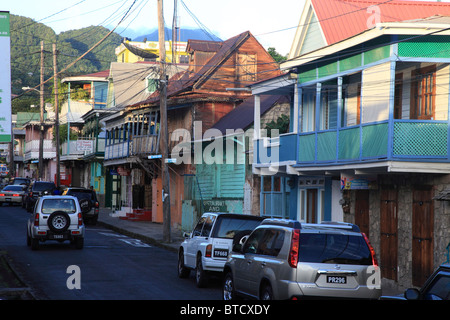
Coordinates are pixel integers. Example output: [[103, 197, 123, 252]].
[[131, 135, 159, 155], [104, 141, 131, 160], [24, 139, 56, 161], [255, 119, 450, 167]]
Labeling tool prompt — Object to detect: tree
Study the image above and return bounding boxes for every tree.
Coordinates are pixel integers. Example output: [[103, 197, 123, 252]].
[[265, 114, 290, 137], [268, 47, 287, 63]]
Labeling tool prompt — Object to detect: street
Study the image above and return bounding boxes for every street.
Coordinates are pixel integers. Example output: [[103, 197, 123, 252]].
[[0, 205, 222, 300]]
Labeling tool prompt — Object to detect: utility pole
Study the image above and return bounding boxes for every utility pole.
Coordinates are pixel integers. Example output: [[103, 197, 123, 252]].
[[53, 43, 60, 188], [158, 0, 171, 243], [39, 40, 44, 180]]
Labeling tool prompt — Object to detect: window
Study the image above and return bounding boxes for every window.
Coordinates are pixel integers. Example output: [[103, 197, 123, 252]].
[[301, 90, 315, 132], [192, 217, 206, 236], [237, 53, 257, 82], [411, 65, 436, 120], [319, 88, 338, 130], [243, 229, 285, 257], [212, 217, 262, 239], [42, 199, 76, 214], [394, 73, 403, 119], [201, 215, 215, 237], [298, 233, 372, 265]]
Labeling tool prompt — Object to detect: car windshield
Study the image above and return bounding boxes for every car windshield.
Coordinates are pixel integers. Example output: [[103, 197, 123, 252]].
[[3, 185, 24, 191], [212, 216, 263, 239], [298, 233, 372, 265], [42, 198, 76, 214], [33, 183, 55, 191]]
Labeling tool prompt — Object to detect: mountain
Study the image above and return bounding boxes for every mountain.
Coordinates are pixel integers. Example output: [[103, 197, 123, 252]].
[[133, 27, 222, 42], [10, 14, 122, 97]]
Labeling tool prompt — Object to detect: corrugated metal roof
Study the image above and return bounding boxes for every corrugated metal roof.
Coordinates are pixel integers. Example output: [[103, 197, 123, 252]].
[[311, 0, 450, 45]]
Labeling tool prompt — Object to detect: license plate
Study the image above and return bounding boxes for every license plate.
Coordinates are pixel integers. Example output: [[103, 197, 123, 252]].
[[5, 198, 10, 201], [50, 234, 65, 239], [327, 276, 347, 284], [213, 249, 229, 258]]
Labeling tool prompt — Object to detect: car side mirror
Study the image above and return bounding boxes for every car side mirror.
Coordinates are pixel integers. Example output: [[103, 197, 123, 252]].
[[404, 288, 420, 300], [183, 232, 191, 238]]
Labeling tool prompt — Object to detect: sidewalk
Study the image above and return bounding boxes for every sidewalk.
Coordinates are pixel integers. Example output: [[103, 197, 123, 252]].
[[97, 208, 184, 253]]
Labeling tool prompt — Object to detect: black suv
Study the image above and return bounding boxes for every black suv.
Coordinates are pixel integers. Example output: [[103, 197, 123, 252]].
[[63, 187, 99, 225], [381, 263, 450, 300], [23, 181, 56, 212]]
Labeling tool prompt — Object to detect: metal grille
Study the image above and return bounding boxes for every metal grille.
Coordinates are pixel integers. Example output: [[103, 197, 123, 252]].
[[398, 36, 450, 58], [393, 122, 447, 157]]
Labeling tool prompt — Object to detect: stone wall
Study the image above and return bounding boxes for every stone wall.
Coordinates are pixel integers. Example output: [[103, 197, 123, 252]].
[[345, 173, 450, 290]]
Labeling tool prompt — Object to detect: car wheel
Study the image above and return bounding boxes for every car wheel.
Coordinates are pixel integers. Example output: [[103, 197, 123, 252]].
[[223, 272, 236, 300], [177, 250, 190, 278], [47, 211, 70, 233], [26, 229, 31, 246], [31, 237, 39, 251], [260, 284, 273, 300], [195, 256, 208, 288], [74, 237, 84, 250]]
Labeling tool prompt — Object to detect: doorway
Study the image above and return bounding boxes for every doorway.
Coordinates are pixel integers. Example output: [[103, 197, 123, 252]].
[[412, 186, 434, 287], [380, 188, 398, 281]]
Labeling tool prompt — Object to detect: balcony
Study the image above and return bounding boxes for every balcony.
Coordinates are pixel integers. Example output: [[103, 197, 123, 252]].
[[24, 139, 56, 161], [104, 141, 131, 161], [131, 135, 159, 156], [255, 119, 450, 174]]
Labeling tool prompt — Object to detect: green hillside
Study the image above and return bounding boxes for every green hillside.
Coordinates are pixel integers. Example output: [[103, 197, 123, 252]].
[[10, 14, 121, 111]]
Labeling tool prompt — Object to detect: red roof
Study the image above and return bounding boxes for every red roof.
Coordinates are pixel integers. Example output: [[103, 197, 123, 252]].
[[312, 0, 450, 45]]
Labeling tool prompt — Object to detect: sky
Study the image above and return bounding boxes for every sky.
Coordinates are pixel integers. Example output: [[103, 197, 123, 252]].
[[4, 0, 306, 56]]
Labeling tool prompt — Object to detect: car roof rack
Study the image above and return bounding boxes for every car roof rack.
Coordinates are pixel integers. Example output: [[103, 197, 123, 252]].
[[302, 221, 360, 232], [260, 219, 301, 229], [260, 219, 360, 232]]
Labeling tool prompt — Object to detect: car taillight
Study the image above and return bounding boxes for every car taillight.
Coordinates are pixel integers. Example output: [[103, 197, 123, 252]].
[[78, 213, 83, 226], [94, 201, 99, 213], [362, 232, 378, 266], [205, 244, 212, 258], [34, 213, 39, 226], [0, 193, 4, 196], [13, 194, 19, 197], [289, 229, 300, 268]]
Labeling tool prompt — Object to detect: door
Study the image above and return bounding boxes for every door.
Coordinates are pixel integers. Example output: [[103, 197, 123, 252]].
[[307, 189, 317, 223], [380, 188, 398, 281], [355, 190, 370, 237], [412, 186, 434, 287]]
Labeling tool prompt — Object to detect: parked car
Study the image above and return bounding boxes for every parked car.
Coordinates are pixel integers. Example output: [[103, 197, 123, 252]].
[[223, 219, 381, 300], [26, 195, 85, 250], [0, 185, 27, 206], [23, 181, 57, 212], [10, 177, 31, 187], [62, 187, 99, 225], [178, 212, 265, 287], [380, 263, 450, 300]]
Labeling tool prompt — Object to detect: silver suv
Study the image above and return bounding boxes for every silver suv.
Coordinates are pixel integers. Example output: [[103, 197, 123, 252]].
[[26, 195, 85, 250], [178, 212, 264, 287], [223, 219, 381, 300]]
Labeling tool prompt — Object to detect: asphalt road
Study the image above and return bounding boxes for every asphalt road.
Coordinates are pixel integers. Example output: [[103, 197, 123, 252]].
[[0, 205, 222, 300]]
